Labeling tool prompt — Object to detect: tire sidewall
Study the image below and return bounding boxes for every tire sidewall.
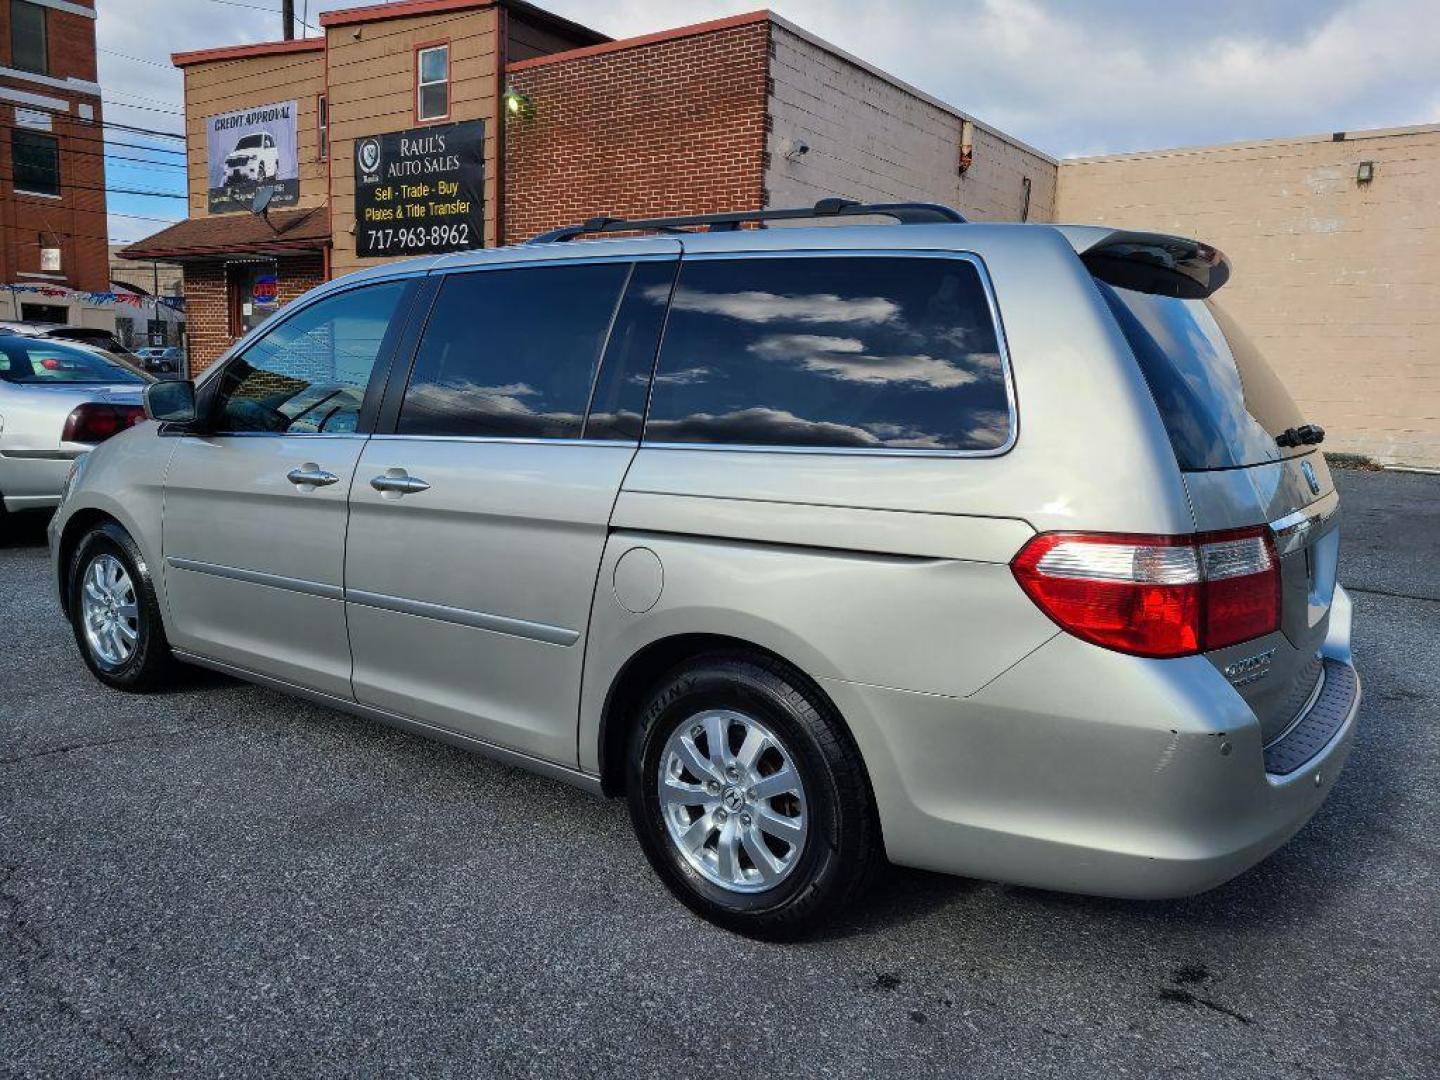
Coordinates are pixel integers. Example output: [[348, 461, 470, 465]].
[[627, 658, 850, 925], [68, 524, 166, 689]]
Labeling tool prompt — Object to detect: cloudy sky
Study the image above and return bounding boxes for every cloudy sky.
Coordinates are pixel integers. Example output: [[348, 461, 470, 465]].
[[99, 0, 1440, 242]]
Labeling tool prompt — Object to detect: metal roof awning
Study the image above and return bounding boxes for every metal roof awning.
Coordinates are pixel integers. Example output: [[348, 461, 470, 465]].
[[120, 206, 330, 263]]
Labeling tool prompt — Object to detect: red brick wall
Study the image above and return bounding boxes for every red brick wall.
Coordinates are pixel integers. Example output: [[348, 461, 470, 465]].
[[0, 0, 108, 292], [503, 19, 771, 243], [181, 262, 228, 375], [183, 252, 326, 376]]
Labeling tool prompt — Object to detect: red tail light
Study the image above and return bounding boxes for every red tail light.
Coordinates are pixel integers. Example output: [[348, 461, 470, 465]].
[[1011, 527, 1280, 658], [61, 403, 146, 444]]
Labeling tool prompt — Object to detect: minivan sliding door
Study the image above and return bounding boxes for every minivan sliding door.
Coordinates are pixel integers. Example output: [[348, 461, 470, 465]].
[[344, 254, 676, 766]]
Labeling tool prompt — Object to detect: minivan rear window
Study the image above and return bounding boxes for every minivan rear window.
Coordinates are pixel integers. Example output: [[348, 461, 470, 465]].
[[644, 255, 1011, 452], [1099, 283, 1307, 470]]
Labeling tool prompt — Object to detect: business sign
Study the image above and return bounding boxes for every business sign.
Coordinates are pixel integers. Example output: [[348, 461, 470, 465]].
[[353, 119, 484, 258], [205, 100, 299, 214]]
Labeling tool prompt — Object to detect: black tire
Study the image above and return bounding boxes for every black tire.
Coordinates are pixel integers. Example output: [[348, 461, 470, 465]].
[[67, 521, 177, 692], [626, 651, 880, 939]]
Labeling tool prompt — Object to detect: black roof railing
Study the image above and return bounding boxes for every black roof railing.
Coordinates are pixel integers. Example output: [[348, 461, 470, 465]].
[[525, 198, 967, 244]]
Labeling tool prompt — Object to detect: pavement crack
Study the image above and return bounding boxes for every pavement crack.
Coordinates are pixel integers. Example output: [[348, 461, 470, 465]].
[[1157, 986, 1252, 1024], [1, 718, 231, 766], [1344, 585, 1440, 604], [0, 864, 157, 1070]]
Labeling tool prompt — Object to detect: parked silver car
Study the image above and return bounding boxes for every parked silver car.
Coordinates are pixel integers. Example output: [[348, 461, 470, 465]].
[[49, 201, 1359, 937], [0, 335, 149, 521]]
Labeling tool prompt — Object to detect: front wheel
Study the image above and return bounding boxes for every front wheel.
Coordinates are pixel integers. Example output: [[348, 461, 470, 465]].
[[68, 521, 177, 691], [626, 652, 880, 939]]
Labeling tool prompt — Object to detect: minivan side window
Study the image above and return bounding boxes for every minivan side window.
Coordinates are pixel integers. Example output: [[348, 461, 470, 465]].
[[397, 262, 631, 440], [214, 280, 408, 435], [644, 255, 1011, 452]]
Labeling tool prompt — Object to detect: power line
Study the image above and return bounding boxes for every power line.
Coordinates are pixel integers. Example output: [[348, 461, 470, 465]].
[[104, 88, 185, 112], [198, 0, 320, 32], [105, 137, 187, 157], [110, 210, 184, 225], [0, 122, 187, 169], [0, 167, 187, 200], [103, 119, 184, 142], [98, 47, 176, 70], [103, 99, 185, 118]]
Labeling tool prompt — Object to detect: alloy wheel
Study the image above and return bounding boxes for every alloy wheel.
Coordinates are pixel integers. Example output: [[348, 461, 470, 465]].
[[657, 709, 809, 893], [80, 554, 140, 668]]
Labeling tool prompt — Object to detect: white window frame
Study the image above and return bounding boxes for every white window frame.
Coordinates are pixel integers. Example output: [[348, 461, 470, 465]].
[[415, 43, 449, 123]]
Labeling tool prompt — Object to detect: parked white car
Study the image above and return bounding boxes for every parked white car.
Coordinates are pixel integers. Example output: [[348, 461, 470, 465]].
[[225, 132, 280, 184]]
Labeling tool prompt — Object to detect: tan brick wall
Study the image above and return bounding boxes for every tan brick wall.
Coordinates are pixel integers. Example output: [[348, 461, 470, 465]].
[[327, 7, 500, 276], [182, 50, 328, 219], [765, 22, 1057, 223], [1057, 125, 1440, 467], [503, 20, 771, 243]]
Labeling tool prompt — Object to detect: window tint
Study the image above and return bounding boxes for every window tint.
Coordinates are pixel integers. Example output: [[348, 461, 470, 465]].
[[215, 281, 408, 434], [399, 262, 630, 439], [12, 130, 59, 196], [644, 256, 1011, 451], [1099, 283, 1306, 470], [584, 260, 677, 441], [11, 0, 46, 75], [0, 338, 145, 385]]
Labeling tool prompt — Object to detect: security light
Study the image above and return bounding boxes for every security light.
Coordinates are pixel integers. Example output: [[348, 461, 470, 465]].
[[1356, 160, 1375, 183], [503, 87, 529, 116]]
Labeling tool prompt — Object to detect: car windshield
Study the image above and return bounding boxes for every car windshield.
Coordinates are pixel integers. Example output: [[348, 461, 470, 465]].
[[235, 135, 263, 150], [0, 337, 147, 385]]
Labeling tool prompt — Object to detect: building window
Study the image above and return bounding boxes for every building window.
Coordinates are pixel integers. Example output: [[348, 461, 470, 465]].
[[10, 0, 47, 75], [317, 95, 328, 160], [416, 43, 449, 122], [12, 129, 59, 196]]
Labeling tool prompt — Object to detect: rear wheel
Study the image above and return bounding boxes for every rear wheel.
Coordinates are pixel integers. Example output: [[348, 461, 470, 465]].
[[627, 652, 880, 939], [68, 522, 176, 691]]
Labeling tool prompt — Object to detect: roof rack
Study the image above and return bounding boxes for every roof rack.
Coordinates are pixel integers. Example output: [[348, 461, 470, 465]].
[[525, 198, 967, 244]]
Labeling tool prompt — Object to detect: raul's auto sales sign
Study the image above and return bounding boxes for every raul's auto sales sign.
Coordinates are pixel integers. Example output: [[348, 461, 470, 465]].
[[353, 119, 485, 257]]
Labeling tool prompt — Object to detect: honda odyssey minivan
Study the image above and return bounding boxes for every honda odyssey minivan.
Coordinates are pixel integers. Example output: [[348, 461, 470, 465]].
[[50, 200, 1359, 937]]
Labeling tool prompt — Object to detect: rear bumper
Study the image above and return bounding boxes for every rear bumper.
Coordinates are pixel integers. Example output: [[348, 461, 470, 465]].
[[826, 585, 1360, 899]]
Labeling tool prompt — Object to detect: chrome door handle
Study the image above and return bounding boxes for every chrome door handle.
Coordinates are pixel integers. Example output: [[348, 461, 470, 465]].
[[370, 470, 431, 496], [287, 464, 340, 488]]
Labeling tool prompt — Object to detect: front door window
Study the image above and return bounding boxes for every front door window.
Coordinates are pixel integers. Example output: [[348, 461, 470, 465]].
[[213, 280, 409, 435]]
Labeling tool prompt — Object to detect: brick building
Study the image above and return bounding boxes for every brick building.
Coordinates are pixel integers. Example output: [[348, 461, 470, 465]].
[[0, 0, 109, 318], [119, 0, 1438, 465], [120, 2, 1054, 376]]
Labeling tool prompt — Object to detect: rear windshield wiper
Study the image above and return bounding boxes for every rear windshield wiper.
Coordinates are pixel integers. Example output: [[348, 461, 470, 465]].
[[1276, 423, 1325, 448]]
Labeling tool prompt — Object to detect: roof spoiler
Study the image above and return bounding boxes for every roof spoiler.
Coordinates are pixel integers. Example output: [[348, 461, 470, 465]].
[[1055, 226, 1230, 299]]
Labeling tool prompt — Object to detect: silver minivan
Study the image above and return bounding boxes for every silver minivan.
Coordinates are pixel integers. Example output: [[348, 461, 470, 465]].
[[50, 201, 1359, 937]]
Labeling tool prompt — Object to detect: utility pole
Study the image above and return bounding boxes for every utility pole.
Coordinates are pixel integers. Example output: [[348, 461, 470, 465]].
[[281, 0, 295, 40]]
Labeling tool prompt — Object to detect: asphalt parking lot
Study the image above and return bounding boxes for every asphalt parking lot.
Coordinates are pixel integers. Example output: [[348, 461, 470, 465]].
[[2, 466, 1437, 1079]]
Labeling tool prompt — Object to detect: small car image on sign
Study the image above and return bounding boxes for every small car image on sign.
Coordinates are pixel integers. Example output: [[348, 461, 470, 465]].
[[353, 119, 485, 257], [205, 100, 300, 214]]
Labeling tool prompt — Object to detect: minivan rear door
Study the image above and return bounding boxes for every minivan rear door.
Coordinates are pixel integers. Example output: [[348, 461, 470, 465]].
[[343, 250, 677, 767], [1095, 272, 1338, 744]]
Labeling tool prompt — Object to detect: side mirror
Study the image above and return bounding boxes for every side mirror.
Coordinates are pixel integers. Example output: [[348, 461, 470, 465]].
[[145, 379, 198, 424]]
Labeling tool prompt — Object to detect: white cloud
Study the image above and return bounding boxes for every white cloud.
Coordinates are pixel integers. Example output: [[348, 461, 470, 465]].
[[98, 0, 1440, 241], [655, 285, 900, 325], [748, 332, 987, 388]]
